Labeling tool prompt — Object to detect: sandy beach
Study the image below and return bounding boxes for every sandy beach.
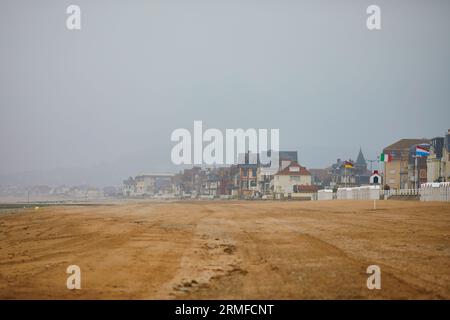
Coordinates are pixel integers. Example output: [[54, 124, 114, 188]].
[[0, 200, 449, 299]]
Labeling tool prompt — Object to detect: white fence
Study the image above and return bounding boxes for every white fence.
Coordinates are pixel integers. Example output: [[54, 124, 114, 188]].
[[382, 189, 418, 197], [336, 186, 380, 200], [316, 185, 450, 202], [420, 182, 450, 202], [317, 189, 333, 200]]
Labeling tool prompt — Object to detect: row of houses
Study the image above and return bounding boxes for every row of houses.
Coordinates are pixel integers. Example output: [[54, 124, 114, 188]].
[[123, 151, 317, 199], [123, 173, 175, 197], [175, 151, 316, 199], [0, 184, 119, 200], [122, 149, 377, 198], [122, 129, 450, 197]]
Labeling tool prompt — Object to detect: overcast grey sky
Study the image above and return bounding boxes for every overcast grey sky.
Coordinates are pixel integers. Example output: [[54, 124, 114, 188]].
[[1, 0, 449, 185]]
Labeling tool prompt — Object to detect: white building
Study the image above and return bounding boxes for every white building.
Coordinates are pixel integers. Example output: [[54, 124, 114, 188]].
[[273, 161, 312, 195], [369, 170, 382, 185], [257, 166, 278, 194]]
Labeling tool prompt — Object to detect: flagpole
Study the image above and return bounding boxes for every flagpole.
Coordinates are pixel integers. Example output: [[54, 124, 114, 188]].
[[344, 166, 347, 188], [415, 155, 418, 190]]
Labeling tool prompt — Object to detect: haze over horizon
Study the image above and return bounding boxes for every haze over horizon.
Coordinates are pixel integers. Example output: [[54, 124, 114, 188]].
[[1, 0, 449, 186]]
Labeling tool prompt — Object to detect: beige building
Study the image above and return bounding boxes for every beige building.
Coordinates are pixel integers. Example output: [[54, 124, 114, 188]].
[[135, 174, 156, 195], [383, 139, 429, 190], [273, 161, 311, 194]]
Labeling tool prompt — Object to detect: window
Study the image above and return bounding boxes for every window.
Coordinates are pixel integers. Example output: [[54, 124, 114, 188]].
[[250, 180, 257, 187], [290, 176, 301, 181], [252, 168, 257, 177], [242, 169, 247, 177]]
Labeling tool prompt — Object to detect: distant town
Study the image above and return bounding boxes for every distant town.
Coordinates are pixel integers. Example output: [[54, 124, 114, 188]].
[[1, 129, 449, 202]]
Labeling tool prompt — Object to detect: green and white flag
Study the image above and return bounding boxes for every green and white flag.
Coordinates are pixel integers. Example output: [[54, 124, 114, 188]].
[[379, 153, 391, 162]]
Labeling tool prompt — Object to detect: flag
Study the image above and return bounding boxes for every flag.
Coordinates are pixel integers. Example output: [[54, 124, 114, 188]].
[[379, 153, 391, 162], [416, 146, 430, 157], [344, 161, 353, 169]]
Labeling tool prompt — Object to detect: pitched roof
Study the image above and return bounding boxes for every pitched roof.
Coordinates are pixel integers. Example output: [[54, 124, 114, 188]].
[[276, 161, 311, 176], [383, 139, 430, 152], [356, 148, 366, 166]]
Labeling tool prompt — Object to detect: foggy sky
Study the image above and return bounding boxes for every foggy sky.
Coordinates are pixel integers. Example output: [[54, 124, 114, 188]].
[[1, 0, 450, 186]]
